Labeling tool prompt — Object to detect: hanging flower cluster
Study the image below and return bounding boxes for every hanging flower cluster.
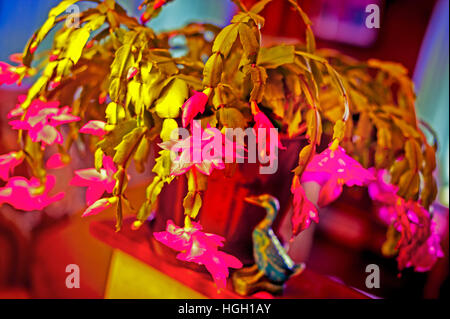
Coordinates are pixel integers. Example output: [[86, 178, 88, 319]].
[[301, 144, 375, 207], [0, 96, 78, 212], [0, 0, 443, 288], [159, 120, 244, 176], [0, 175, 64, 211], [368, 168, 444, 272], [9, 96, 80, 145], [154, 219, 243, 289], [70, 155, 117, 206]]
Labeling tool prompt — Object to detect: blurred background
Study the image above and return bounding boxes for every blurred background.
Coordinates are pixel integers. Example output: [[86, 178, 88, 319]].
[[0, 0, 448, 299]]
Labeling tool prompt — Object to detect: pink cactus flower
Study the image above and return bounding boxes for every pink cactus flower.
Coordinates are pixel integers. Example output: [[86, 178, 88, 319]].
[[395, 201, 444, 272], [0, 61, 20, 85], [368, 168, 399, 206], [0, 175, 64, 211], [301, 145, 375, 207], [46, 153, 68, 169], [159, 121, 244, 176], [81, 197, 115, 217], [251, 101, 285, 151], [154, 220, 243, 289], [400, 223, 444, 272], [9, 99, 80, 146], [290, 176, 319, 236], [70, 155, 117, 205], [181, 90, 210, 128], [0, 152, 24, 181], [79, 120, 107, 137], [367, 169, 444, 273]]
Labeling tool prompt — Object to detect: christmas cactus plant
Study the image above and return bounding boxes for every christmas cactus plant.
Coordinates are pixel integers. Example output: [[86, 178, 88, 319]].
[[0, 0, 443, 288]]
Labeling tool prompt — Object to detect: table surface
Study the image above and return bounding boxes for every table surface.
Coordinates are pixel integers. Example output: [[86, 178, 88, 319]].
[[90, 218, 371, 299]]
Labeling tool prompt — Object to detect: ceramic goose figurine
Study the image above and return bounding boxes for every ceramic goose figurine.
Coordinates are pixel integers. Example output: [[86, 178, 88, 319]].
[[232, 194, 305, 296]]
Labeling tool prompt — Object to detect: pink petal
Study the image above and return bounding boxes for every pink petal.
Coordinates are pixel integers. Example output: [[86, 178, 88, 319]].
[[35, 124, 63, 145], [153, 219, 242, 289], [302, 145, 374, 189], [368, 168, 399, 205], [79, 120, 107, 136], [50, 114, 80, 126], [0, 175, 64, 211], [102, 156, 117, 176], [71, 169, 104, 184], [46, 153, 67, 169], [0, 62, 20, 85], [181, 91, 208, 128], [86, 184, 107, 206], [81, 198, 112, 217], [318, 177, 343, 207], [104, 179, 116, 194], [291, 178, 319, 235], [153, 220, 192, 251], [0, 152, 24, 181], [252, 103, 285, 150], [8, 120, 31, 130]]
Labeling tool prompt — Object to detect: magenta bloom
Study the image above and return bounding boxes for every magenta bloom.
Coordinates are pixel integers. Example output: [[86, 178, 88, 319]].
[[367, 168, 444, 272], [0, 61, 20, 85], [290, 176, 319, 236], [9, 99, 80, 146], [368, 168, 399, 206], [0, 152, 24, 181], [181, 90, 209, 128], [251, 102, 285, 150], [400, 224, 444, 272], [79, 120, 107, 137], [0, 175, 64, 211], [70, 155, 117, 205], [46, 153, 68, 169], [159, 121, 243, 176], [394, 201, 444, 272], [301, 145, 375, 207], [154, 220, 243, 289]]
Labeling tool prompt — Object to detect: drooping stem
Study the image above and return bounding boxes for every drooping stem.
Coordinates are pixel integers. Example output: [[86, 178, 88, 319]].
[[113, 128, 148, 231], [419, 119, 439, 150]]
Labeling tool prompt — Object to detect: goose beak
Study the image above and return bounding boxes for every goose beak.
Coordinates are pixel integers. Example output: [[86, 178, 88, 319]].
[[245, 195, 263, 206]]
